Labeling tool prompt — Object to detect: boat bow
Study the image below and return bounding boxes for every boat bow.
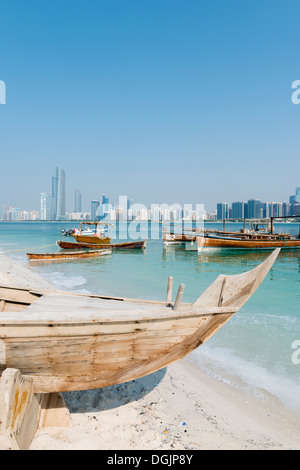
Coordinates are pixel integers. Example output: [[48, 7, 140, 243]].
[[193, 248, 280, 309]]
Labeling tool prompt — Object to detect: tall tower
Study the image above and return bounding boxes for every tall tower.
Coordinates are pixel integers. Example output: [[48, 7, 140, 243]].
[[54, 167, 66, 220], [75, 189, 82, 212], [40, 193, 55, 220]]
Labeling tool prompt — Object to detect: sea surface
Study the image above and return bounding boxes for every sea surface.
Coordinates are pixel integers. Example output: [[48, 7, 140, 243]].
[[1, 220, 300, 417]]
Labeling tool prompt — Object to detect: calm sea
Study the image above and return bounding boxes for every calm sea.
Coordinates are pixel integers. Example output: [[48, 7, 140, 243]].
[[1, 221, 300, 417]]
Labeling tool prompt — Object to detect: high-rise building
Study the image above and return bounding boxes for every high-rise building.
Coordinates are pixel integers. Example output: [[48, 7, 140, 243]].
[[75, 189, 81, 212], [52, 176, 57, 219], [247, 199, 263, 219], [100, 194, 110, 220], [91, 200, 100, 220], [217, 202, 229, 220], [289, 187, 300, 205], [55, 167, 66, 220], [40, 193, 55, 220], [231, 201, 247, 219]]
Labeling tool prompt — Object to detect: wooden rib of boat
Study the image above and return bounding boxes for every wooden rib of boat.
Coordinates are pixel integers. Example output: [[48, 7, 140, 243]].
[[57, 240, 147, 250], [26, 249, 112, 261], [0, 249, 279, 393]]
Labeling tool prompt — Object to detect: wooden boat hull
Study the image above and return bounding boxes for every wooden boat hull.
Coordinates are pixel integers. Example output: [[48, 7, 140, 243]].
[[197, 235, 300, 250], [26, 249, 112, 261], [0, 249, 280, 393], [72, 234, 111, 244], [57, 240, 147, 250], [163, 233, 196, 244]]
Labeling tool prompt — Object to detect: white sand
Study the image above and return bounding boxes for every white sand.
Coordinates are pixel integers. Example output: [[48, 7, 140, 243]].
[[29, 359, 300, 450], [0, 254, 299, 450]]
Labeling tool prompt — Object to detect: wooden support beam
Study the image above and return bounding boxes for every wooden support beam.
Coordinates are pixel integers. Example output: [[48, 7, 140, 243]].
[[166, 276, 173, 303], [173, 284, 185, 311], [0, 368, 72, 450]]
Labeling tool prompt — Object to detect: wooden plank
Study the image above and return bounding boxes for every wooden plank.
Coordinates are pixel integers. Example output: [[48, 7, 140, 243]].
[[0, 368, 72, 449], [0, 368, 40, 449], [38, 393, 72, 428]]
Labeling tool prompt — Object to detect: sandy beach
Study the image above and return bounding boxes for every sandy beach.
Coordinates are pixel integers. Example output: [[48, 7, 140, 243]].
[[0, 254, 299, 450], [29, 359, 300, 451]]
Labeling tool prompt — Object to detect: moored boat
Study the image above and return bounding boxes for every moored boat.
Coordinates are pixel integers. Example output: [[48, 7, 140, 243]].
[[0, 249, 280, 393], [197, 217, 300, 251], [72, 221, 113, 245], [162, 226, 197, 245], [26, 249, 112, 261], [57, 240, 147, 250]]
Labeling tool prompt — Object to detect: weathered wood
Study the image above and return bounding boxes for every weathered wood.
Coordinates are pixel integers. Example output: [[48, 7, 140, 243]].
[[197, 235, 300, 249], [163, 232, 196, 244], [38, 392, 72, 428], [173, 284, 185, 311], [26, 249, 112, 261], [73, 234, 111, 244], [166, 276, 173, 303], [0, 250, 280, 393], [0, 368, 71, 450], [57, 240, 147, 250]]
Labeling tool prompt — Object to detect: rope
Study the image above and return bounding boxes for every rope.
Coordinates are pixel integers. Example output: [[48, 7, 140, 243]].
[[0, 243, 57, 253]]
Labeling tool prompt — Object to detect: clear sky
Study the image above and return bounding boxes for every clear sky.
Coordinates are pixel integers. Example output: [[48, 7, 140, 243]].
[[0, 0, 300, 213]]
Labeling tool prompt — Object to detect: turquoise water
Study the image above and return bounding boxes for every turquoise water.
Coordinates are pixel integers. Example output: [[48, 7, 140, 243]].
[[1, 221, 300, 416]]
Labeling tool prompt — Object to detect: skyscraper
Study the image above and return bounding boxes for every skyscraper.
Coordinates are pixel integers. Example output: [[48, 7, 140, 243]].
[[40, 193, 55, 220], [217, 202, 229, 220], [247, 199, 263, 219], [91, 200, 100, 220], [231, 201, 247, 219], [52, 167, 66, 220], [75, 189, 81, 212]]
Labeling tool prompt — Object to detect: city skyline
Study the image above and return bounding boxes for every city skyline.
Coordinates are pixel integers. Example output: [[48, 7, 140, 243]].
[[2, 164, 299, 221], [1, 1, 300, 213]]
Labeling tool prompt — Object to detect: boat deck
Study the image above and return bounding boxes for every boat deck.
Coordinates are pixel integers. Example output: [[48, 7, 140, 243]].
[[0, 292, 237, 324]]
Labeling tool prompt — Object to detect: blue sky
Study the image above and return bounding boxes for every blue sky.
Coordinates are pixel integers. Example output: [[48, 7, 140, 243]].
[[0, 0, 300, 212]]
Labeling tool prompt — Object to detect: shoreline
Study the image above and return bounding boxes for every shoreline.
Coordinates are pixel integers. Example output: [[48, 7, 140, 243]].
[[0, 254, 299, 450], [30, 358, 300, 450]]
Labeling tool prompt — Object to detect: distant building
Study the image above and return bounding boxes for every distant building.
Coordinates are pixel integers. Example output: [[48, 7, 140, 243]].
[[231, 201, 247, 219], [55, 167, 66, 220], [100, 194, 109, 220], [292, 204, 300, 216], [289, 187, 300, 205], [290, 187, 300, 215], [91, 200, 100, 220], [40, 193, 55, 220], [75, 189, 82, 212], [247, 199, 263, 219], [217, 203, 229, 220]]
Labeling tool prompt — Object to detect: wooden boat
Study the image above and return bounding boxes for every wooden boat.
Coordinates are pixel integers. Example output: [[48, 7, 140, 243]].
[[0, 249, 280, 393], [162, 226, 197, 244], [26, 249, 112, 261], [197, 217, 300, 251], [72, 221, 112, 245], [57, 240, 147, 250]]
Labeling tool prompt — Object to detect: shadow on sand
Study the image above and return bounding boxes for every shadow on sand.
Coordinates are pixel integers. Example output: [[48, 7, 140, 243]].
[[62, 368, 167, 414]]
